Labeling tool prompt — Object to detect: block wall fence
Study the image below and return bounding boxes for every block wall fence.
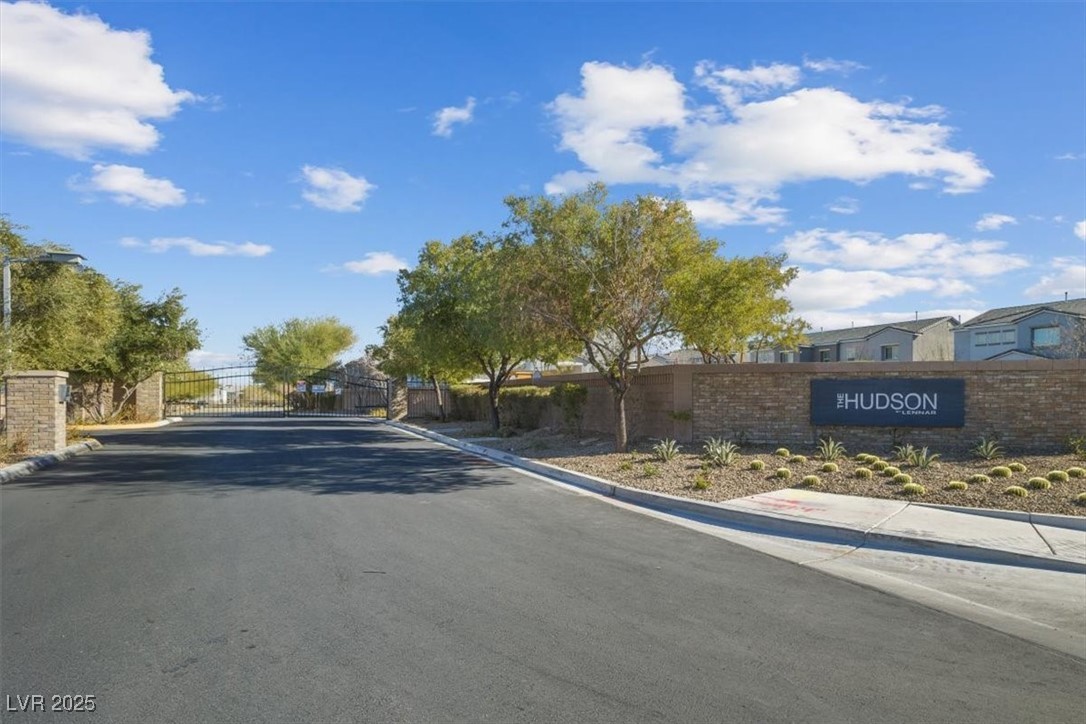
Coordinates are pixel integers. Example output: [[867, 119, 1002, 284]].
[[465, 360, 1086, 451]]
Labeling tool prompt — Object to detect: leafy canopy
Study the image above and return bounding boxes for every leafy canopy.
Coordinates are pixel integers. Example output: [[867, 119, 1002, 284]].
[[242, 316, 357, 386]]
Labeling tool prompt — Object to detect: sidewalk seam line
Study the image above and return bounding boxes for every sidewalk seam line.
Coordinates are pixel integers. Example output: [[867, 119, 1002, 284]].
[[1030, 519, 1060, 556]]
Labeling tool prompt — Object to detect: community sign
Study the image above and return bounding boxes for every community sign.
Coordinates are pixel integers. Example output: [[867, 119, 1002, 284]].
[[810, 378, 965, 427]]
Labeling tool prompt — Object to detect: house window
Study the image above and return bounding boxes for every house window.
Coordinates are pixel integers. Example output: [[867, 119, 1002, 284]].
[[778, 351, 794, 363], [819, 350, 831, 362], [881, 344, 899, 361], [975, 329, 1016, 346], [1032, 326, 1060, 348], [841, 343, 860, 361]]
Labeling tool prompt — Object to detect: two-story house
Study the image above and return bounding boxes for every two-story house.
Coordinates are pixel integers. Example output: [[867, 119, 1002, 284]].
[[756, 316, 958, 363], [954, 298, 1086, 361]]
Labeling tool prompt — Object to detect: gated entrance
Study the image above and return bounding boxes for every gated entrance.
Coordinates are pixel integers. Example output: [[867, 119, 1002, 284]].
[[163, 363, 389, 418]]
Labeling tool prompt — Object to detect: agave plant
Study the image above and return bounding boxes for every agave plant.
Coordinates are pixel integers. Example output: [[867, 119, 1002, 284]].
[[817, 437, 847, 462], [703, 437, 741, 467], [972, 436, 1003, 461], [907, 447, 941, 469], [651, 438, 681, 462], [893, 443, 917, 463]]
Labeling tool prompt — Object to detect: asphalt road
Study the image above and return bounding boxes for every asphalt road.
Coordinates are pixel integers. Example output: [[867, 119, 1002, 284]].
[[2, 418, 1083, 723]]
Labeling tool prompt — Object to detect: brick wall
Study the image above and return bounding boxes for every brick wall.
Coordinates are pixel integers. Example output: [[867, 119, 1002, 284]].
[[4, 371, 68, 453], [508, 360, 1085, 452]]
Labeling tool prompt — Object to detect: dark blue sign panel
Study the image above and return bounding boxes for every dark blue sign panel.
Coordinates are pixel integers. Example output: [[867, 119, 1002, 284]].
[[811, 378, 965, 427]]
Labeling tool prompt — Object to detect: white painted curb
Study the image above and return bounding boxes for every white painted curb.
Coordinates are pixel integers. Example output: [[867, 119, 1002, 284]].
[[386, 421, 1086, 575], [0, 440, 103, 483]]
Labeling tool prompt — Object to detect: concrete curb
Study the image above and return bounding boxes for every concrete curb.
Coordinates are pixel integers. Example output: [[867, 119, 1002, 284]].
[[0, 440, 103, 484], [387, 421, 1086, 575], [914, 502, 1086, 532], [73, 417, 182, 432]]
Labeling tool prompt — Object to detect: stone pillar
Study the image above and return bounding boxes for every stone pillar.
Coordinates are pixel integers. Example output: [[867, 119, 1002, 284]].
[[671, 366, 694, 443], [133, 371, 164, 422], [4, 370, 68, 453], [387, 378, 408, 421]]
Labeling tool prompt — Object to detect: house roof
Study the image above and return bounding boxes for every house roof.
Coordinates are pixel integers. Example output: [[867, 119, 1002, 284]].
[[801, 316, 956, 347], [959, 298, 1086, 328], [984, 348, 1051, 361]]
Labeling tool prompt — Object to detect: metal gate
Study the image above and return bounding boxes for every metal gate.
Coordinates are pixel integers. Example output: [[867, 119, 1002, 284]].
[[163, 364, 388, 418]]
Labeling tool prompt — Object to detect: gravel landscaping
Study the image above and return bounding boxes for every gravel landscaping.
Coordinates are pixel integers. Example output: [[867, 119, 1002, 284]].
[[412, 421, 1086, 517]]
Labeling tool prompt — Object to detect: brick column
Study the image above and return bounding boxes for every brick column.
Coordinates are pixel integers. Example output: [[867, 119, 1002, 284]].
[[133, 371, 164, 422], [4, 370, 68, 453]]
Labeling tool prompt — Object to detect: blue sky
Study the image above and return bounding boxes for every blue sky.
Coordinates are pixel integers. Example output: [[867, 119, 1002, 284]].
[[2, 1, 1084, 367]]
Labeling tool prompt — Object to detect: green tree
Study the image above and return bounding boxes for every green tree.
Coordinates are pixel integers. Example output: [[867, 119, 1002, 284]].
[[242, 316, 358, 388], [506, 184, 719, 451], [395, 233, 574, 430], [670, 253, 807, 363], [163, 361, 218, 403]]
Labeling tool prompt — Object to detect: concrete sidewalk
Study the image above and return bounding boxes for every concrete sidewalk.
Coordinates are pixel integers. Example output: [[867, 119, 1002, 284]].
[[388, 421, 1086, 575]]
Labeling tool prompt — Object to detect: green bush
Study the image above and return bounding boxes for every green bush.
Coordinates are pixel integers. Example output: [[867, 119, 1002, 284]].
[[1003, 486, 1029, 497], [1047, 470, 1070, 483], [893, 473, 913, 485], [946, 481, 968, 491], [821, 462, 839, 473], [775, 468, 792, 479], [788, 454, 808, 464], [448, 384, 490, 422], [972, 436, 1003, 460], [871, 461, 889, 472], [902, 482, 926, 496], [855, 467, 873, 479], [968, 474, 991, 485], [1008, 462, 1028, 473], [1028, 477, 1052, 490], [800, 475, 821, 487], [703, 438, 741, 467], [693, 472, 711, 490], [652, 438, 681, 462], [618, 461, 633, 472], [817, 437, 847, 461], [643, 463, 660, 477], [550, 383, 588, 434], [1067, 467, 1086, 478], [989, 466, 1013, 478], [497, 386, 552, 430], [774, 448, 790, 457], [883, 466, 901, 477], [749, 459, 766, 471]]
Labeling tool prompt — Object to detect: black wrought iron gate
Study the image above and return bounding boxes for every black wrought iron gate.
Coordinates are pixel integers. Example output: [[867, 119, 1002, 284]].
[[163, 364, 389, 418]]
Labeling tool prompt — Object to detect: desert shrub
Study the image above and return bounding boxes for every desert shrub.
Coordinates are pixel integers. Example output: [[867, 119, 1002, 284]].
[[788, 454, 808, 464], [497, 386, 552, 430], [1028, 477, 1052, 490], [1008, 462, 1028, 473], [908, 447, 940, 469], [883, 466, 901, 477], [774, 448, 790, 457], [821, 462, 839, 473], [651, 438, 681, 462], [972, 437, 1003, 460], [1075, 492, 1086, 505], [749, 459, 766, 471], [643, 463, 660, 477], [968, 474, 991, 485], [1067, 467, 1086, 479], [855, 467, 873, 479], [871, 461, 889, 472], [946, 481, 968, 491], [549, 383, 588, 434], [800, 475, 821, 487], [693, 472, 711, 490], [775, 468, 792, 479], [893, 473, 913, 485], [893, 443, 917, 463], [902, 482, 926, 496], [448, 384, 490, 421], [703, 438, 741, 467], [817, 437, 846, 461], [1003, 486, 1029, 497], [1047, 470, 1070, 483], [989, 466, 1013, 478], [1067, 435, 1086, 458], [618, 461, 633, 472]]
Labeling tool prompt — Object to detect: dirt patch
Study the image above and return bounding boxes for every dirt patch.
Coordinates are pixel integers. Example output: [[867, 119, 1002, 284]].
[[411, 420, 1086, 517]]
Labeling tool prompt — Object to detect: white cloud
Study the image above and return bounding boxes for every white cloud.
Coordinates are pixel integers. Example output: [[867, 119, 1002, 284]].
[[1024, 257, 1086, 300], [72, 163, 186, 208], [187, 350, 244, 368], [300, 165, 375, 212], [974, 213, 1017, 231], [432, 97, 476, 138], [0, 1, 194, 158], [781, 228, 1028, 277], [1054, 152, 1085, 161], [120, 236, 272, 257], [684, 193, 787, 227], [328, 252, 409, 276], [802, 56, 868, 75], [1075, 220, 1085, 240], [827, 196, 860, 215], [546, 60, 992, 223], [787, 268, 939, 311]]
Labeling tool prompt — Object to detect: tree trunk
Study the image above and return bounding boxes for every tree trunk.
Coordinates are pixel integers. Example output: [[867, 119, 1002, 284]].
[[431, 376, 447, 422], [488, 380, 501, 431], [612, 388, 628, 452]]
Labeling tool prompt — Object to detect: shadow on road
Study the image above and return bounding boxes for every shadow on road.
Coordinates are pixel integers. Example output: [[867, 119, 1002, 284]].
[[7, 419, 512, 498]]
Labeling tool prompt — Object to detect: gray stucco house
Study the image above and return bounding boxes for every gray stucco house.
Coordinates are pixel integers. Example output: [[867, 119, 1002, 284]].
[[954, 298, 1086, 361], [755, 316, 958, 363]]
